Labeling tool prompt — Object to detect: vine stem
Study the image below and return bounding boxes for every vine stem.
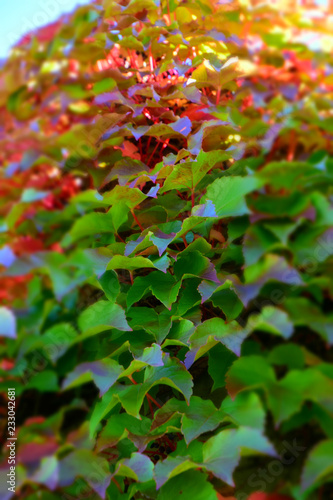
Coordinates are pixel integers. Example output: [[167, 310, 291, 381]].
[[146, 394, 162, 408], [149, 45, 154, 73], [128, 375, 162, 412], [287, 129, 296, 161], [147, 139, 160, 167], [157, 139, 178, 153], [138, 138, 143, 159], [166, 0, 171, 25], [116, 232, 125, 243], [216, 87, 221, 105], [147, 396, 155, 418], [111, 478, 122, 493], [144, 136, 153, 162], [131, 209, 144, 231]]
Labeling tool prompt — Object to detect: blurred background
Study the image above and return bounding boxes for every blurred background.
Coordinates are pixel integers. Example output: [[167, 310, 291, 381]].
[[0, 0, 92, 59], [0, 0, 332, 61]]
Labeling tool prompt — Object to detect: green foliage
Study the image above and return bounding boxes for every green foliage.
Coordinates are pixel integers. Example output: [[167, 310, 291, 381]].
[[0, 0, 333, 499]]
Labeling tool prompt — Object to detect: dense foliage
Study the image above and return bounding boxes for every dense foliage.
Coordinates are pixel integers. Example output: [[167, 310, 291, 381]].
[[1, 0, 333, 499]]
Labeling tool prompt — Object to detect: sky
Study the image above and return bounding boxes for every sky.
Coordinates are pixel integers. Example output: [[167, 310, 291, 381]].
[[0, 0, 92, 59]]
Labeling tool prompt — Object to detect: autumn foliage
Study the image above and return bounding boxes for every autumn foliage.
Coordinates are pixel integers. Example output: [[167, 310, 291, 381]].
[[1, 1, 333, 499]]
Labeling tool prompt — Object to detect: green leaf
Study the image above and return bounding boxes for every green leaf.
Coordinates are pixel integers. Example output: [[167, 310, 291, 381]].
[[154, 456, 198, 489], [157, 470, 217, 500], [64, 211, 115, 244], [226, 355, 276, 398], [78, 300, 131, 333], [27, 371, 59, 392], [107, 255, 165, 271], [220, 392, 266, 430], [248, 306, 294, 339], [115, 453, 154, 483], [186, 317, 247, 368], [127, 271, 181, 309], [59, 450, 111, 497], [41, 323, 78, 362], [210, 286, 243, 321], [160, 150, 229, 193], [97, 413, 151, 450], [103, 185, 147, 209], [0, 307, 16, 338], [181, 396, 221, 444], [202, 427, 277, 485], [284, 297, 333, 344], [93, 78, 116, 94], [232, 254, 303, 306], [268, 368, 333, 424], [301, 440, 333, 492], [128, 307, 172, 343], [208, 343, 237, 390], [98, 270, 120, 302], [143, 354, 193, 405], [194, 176, 261, 218], [21, 188, 49, 202], [268, 343, 305, 370], [62, 358, 123, 395], [174, 251, 218, 282]]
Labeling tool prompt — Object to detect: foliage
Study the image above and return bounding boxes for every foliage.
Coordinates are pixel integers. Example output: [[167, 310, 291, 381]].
[[1, 0, 333, 499]]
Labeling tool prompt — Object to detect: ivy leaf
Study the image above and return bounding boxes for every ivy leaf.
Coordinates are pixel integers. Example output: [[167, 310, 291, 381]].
[[107, 255, 168, 272], [62, 358, 123, 395], [31, 456, 59, 490], [27, 371, 59, 392], [128, 307, 172, 343], [268, 343, 305, 371], [193, 176, 261, 218], [58, 450, 111, 498], [78, 300, 131, 333], [174, 251, 219, 283], [0, 307, 16, 338], [98, 270, 120, 302], [232, 255, 303, 306], [220, 392, 266, 430], [301, 439, 333, 492], [268, 368, 333, 424], [134, 343, 164, 367], [160, 150, 229, 194], [97, 413, 151, 451], [154, 456, 198, 489], [181, 396, 221, 444], [284, 298, 333, 345], [64, 211, 115, 244], [92, 354, 193, 420], [210, 286, 243, 321], [40, 323, 77, 362], [202, 427, 277, 485], [143, 354, 193, 405], [186, 317, 248, 368], [93, 77, 116, 94], [115, 453, 154, 483], [21, 188, 49, 202], [103, 185, 147, 209], [226, 355, 276, 399], [208, 343, 237, 390], [0, 245, 16, 267], [248, 306, 294, 340], [127, 271, 181, 309], [157, 470, 217, 500]]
